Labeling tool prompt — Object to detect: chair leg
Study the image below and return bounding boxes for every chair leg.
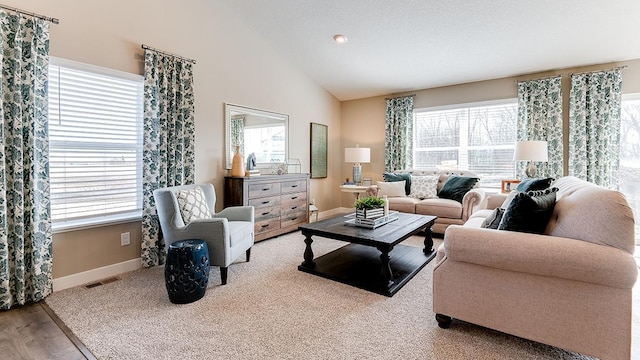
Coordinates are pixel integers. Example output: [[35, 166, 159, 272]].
[[246, 248, 251, 262], [220, 267, 228, 285]]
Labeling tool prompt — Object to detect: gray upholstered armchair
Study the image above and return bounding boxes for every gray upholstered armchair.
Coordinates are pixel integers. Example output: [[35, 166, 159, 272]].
[[153, 183, 254, 285]]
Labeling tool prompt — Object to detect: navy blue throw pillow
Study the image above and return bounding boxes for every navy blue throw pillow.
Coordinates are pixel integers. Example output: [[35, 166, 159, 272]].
[[383, 172, 411, 195], [438, 176, 480, 203], [516, 177, 554, 192], [498, 187, 558, 234]]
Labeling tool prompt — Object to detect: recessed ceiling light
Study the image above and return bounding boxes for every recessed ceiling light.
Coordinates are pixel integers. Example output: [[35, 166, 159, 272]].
[[333, 34, 348, 44]]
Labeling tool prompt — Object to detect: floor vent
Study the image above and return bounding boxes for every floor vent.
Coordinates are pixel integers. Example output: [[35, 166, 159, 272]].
[[84, 276, 120, 289]]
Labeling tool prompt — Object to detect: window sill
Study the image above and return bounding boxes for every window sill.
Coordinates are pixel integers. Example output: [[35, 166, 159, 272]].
[[52, 212, 142, 234]]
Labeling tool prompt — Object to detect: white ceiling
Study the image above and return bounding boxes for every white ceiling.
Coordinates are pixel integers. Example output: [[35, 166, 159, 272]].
[[219, 0, 640, 101]]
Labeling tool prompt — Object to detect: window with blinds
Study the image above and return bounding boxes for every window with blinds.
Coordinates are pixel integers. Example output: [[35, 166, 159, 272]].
[[413, 100, 517, 188], [48, 59, 143, 231]]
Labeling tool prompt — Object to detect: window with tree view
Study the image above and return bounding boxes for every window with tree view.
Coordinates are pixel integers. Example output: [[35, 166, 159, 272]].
[[413, 100, 518, 188], [620, 94, 640, 245]]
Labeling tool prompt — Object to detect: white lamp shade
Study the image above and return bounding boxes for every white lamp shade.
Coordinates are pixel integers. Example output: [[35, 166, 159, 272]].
[[514, 141, 548, 162], [345, 147, 370, 163]]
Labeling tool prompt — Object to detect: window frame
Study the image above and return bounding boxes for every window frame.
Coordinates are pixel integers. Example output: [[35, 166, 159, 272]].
[[412, 98, 518, 188], [48, 57, 144, 233]]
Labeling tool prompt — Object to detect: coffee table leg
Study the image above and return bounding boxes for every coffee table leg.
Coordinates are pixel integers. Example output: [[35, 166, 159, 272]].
[[423, 226, 434, 255], [301, 234, 316, 268], [378, 246, 394, 287]]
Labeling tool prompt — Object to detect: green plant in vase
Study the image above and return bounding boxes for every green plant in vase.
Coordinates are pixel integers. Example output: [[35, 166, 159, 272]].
[[353, 196, 385, 210], [354, 196, 386, 220]]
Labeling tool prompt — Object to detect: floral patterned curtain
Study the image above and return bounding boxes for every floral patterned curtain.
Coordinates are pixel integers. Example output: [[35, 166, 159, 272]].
[[230, 117, 244, 155], [141, 50, 195, 267], [569, 68, 623, 188], [516, 76, 563, 179], [385, 96, 414, 171], [0, 11, 52, 310]]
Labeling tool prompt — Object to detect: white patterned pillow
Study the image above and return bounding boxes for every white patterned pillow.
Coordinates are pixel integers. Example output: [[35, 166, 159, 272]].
[[376, 181, 406, 197], [175, 187, 212, 224], [409, 175, 438, 199]]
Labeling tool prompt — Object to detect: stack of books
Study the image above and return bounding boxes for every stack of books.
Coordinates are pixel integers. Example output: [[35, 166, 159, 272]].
[[246, 170, 261, 177]]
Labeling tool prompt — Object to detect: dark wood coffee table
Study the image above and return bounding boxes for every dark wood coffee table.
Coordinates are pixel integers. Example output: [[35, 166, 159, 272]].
[[297, 212, 437, 296]]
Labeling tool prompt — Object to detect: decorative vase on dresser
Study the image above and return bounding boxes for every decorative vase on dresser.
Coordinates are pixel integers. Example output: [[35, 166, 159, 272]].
[[231, 145, 245, 177], [224, 173, 310, 241]]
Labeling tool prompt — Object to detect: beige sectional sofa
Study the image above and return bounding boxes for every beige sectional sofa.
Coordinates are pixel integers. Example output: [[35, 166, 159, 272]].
[[379, 170, 486, 234], [432, 176, 638, 359]]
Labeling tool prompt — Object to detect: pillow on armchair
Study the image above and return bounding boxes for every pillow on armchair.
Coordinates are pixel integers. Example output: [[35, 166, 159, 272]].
[[175, 187, 213, 223]]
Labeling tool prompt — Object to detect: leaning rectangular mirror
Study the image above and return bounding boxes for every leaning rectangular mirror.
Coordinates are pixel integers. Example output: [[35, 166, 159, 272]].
[[225, 103, 289, 170]]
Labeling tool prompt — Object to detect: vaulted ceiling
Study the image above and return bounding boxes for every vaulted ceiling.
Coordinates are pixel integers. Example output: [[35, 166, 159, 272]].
[[220, 0, 640, 101]]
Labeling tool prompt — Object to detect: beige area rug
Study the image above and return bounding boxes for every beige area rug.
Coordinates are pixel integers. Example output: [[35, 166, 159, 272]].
[[46, 232, 594, 360]]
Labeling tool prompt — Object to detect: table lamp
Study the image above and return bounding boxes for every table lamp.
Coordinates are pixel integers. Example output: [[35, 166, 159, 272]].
[[514, 140, 548, 178], [345, 145, 370, 184]]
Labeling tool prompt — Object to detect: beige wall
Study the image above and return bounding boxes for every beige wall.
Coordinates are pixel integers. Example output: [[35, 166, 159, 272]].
[[9, 1, 640, 280], [341, 58, 640, 207], [9, 0, 342, 278]]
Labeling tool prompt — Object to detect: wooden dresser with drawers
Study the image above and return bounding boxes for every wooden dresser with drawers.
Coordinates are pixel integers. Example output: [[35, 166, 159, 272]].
[[223, 174, 309, 241]]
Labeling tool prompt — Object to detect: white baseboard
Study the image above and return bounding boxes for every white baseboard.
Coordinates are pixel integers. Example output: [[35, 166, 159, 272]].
[[53, 258, 142, 292]]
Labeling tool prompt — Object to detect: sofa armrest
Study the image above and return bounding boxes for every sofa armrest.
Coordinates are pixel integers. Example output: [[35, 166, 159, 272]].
[[460, 188, 485, 222], [215, 206, 254, 223], [442, 225, 638, 289]]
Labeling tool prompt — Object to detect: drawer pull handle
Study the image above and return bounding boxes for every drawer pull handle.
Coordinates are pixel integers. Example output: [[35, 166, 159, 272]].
[[262, 188, 270, 191], [262, 201, 270, 205], [290, 196, 297, 200], [261, 211, 270, 216], [261, 224, 270, 228], [291, 184, 298, 188], [291, 217, 297, 221], [291, 206, 297, 210]]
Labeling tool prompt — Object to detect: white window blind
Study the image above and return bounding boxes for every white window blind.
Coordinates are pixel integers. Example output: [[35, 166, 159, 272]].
[[413, 100, 517, 187], [48, 59, 143, 231]]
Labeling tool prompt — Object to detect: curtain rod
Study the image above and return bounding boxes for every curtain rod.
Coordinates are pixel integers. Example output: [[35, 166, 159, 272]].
[[515, 65, 629, 83], [385, 94, 416, 100], [570, 65, 628, 76], [141, 44, 196, 64], [0, 4, 59, 24], [515, 74, 562, 84]]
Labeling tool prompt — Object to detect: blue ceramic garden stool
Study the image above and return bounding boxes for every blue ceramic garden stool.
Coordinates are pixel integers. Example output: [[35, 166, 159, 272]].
[[165, 239, 210, 304]]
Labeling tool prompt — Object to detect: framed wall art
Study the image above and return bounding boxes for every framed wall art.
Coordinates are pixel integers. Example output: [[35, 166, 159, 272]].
[[501, 179, 521, 193], [310, 123, 327, 178]]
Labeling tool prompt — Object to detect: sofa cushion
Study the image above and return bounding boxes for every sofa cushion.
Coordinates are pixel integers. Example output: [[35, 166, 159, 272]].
[[383, 172, 411, 195], [481, 208, 505, 229], [376, 181, 406, 197], [438, 176, 480, 203], [416, 198, 462, 219], [516, 177, 554, 192], [386, 196, 419, 213], [498, 187, 558, 234], [175, 187, 212, 224], [408, 175, 438, 199]]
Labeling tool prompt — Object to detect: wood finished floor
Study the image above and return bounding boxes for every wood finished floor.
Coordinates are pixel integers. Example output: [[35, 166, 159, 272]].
[[0, 302, 94, 360]]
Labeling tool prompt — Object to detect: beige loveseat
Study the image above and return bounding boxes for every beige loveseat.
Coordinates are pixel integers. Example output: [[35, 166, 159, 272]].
[[379, 170, 486, 234], [433, 176, 637, 359]]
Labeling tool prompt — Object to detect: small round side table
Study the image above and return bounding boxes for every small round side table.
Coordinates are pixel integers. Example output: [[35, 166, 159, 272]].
[[164, 239, 210, 304]]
